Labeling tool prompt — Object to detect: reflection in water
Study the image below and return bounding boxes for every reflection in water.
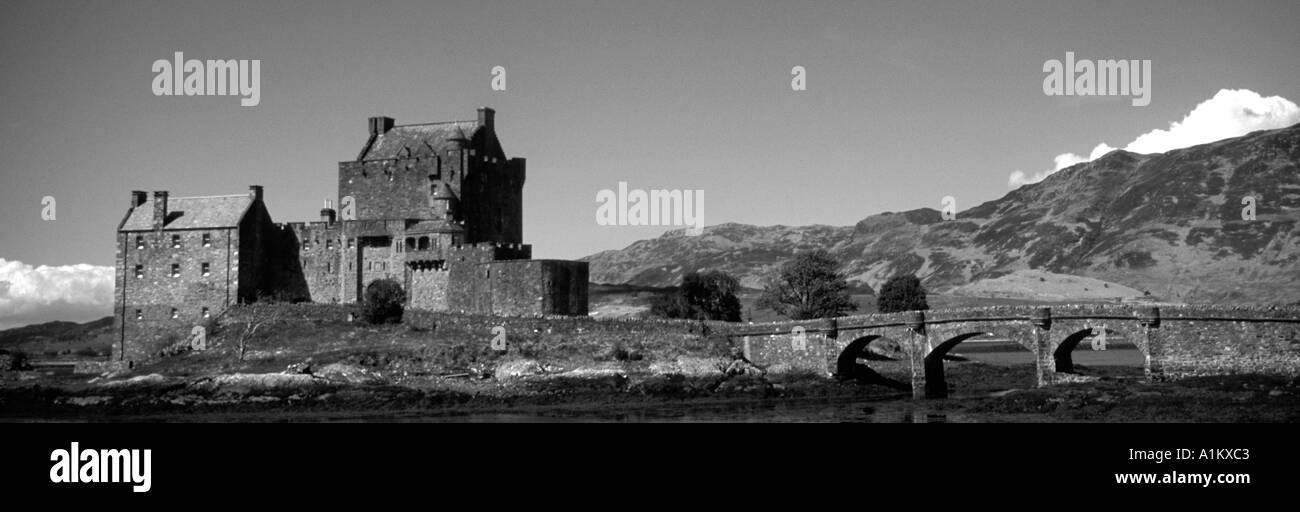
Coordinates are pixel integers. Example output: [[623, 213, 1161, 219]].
[[356, 397, 969, 423]]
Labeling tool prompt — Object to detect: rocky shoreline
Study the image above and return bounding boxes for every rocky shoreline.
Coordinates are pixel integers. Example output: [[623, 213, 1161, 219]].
[[3, 359, 1298, 422]]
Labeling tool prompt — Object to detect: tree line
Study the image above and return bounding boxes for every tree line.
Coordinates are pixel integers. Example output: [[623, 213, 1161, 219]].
[[651, 249, 929, 322]]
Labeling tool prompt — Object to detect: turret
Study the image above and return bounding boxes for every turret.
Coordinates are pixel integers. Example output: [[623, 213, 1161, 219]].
[[430, 181, 458, 221]]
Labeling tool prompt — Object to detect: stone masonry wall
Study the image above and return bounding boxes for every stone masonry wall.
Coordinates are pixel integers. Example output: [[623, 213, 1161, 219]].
[[409, 269, 450, 311], [115, 227, 238, 361]]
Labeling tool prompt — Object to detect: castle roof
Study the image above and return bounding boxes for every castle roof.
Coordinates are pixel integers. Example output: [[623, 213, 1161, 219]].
[[432, 181, 458, 200], [359, 120, 480, 161], [119, 194, 253, 231], [405, 219, 464, 234]]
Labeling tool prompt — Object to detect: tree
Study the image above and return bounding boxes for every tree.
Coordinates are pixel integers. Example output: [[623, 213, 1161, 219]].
[[363, 279, 406, 324], [233, 300, 284, 361], [757, 250, 858, 320], [650, 270, 742, 322], [876, 274, 929, 313]]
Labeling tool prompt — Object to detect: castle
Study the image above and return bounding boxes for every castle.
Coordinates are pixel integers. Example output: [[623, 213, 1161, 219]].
[[112, 108, 588, 362]]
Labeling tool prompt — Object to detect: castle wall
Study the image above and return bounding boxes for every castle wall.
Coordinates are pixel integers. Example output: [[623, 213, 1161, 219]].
[[289, 222, 344, 303], [409, 269, 450, 311], [238, 200, 278, 302], [486, 260, 589, 317], [114, 227, 239, 361], [359, 241, 402, 297], [459, 155, 525, 244]]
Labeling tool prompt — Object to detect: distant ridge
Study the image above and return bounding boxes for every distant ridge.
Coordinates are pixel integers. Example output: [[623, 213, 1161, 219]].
[[583, 123, 1300, 305]]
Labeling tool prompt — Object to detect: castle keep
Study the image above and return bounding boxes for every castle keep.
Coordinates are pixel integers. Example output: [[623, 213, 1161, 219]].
[[113, 108, 588, 361]]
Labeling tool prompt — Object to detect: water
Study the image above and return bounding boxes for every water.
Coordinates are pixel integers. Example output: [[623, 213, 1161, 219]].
[[339, 396, 973, 423]]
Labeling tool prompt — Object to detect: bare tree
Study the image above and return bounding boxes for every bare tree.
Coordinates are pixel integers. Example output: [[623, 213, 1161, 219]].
[[233, 300, 283, 361]]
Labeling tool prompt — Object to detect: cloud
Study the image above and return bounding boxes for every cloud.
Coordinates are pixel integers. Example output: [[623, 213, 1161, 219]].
[[1009, 89, 1300, 187], [0, 259, 114, 330]]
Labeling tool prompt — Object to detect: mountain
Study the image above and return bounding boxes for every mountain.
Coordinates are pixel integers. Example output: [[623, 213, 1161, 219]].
[[0, 316, 113, 348], [582, 124, 1300, 305]]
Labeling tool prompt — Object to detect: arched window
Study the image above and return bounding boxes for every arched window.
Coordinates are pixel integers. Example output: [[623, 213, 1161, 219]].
[[418, 237, 430, 250], [406, 238, 416, 251]]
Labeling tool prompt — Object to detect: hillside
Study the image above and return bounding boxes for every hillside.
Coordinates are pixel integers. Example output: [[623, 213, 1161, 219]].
[[0, 316, 114, 358], [582, 124, 1300, 305]]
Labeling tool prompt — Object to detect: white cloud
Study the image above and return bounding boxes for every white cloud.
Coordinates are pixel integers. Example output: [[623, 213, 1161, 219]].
[[1009, 89, 1300, 187], [0, 258, 114, 330]]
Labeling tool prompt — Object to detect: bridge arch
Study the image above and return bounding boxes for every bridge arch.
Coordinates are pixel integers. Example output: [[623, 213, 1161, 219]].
[[923, 332, 993, 399], [1053, 328, 1094, 374], [836, 335, 882, 376], [835, 335, 910, 391]]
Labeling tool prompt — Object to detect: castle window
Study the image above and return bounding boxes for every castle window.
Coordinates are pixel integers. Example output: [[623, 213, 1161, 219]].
[[406, 238, 415, 251], [418, 237, 430, 250], [201, 262, 210, 276], [171, 308, 179, 319], [135, 309, 143, 320], [349, 262, 353, 271], [135, 235, 145, 250], [347, 239, 354, 249], [134, 265, 144, 279], [172, 234, 181, 248], [202, 307, 210, 319], [304, 241, 311, 250], [326, 239, 334, 250], [171, 264, 180, 277], [326, 262, 332, 272], [202, 233, 211, 247]]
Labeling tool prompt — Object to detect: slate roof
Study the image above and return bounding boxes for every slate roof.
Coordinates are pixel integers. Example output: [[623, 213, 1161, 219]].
[[359, 120, 480, 161], [405, 219, 464, 234], [431, 181, 458, 200], [119, 194, 253, 231]]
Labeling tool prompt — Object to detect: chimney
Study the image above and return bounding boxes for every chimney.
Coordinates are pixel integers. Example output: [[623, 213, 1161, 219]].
[[152, 191, 169, 229], [320, 199, 336, 224], [369, 116, 395, 136], [130, 190, 147, 208], [249, 185, 263, 201], [477, 107, 494, 130]]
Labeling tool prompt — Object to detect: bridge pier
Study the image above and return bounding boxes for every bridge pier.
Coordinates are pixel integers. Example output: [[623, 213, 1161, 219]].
[[1032, 307, 1056, 388], [907, 311, 929, 399], [1140, 307, 1164, 380]]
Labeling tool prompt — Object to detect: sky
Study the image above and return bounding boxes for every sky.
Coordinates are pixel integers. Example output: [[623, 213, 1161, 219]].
[[1, 0, 1298, 327]]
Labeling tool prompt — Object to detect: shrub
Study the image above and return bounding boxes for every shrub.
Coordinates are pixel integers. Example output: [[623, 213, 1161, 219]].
[[650, 271, 742, 322], [362, 279, 406, 324], [877, 274, 929, 313]]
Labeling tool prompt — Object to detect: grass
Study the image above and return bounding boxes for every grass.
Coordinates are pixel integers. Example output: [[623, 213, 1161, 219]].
[[135, 313, 736, 381]]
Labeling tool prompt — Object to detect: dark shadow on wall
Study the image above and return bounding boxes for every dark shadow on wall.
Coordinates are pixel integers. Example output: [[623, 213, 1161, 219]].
[[836, 335, 911, 392], [923, 332, 993, 399], [1053, 328, 1094, 374]]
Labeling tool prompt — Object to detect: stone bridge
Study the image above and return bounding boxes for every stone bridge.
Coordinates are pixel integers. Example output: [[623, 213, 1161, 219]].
[[724, 305, 1300, 399]]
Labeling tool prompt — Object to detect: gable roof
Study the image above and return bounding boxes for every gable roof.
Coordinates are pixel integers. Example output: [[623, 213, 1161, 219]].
[[119, 194, 254, 232], [359, 120, 481, 161]]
